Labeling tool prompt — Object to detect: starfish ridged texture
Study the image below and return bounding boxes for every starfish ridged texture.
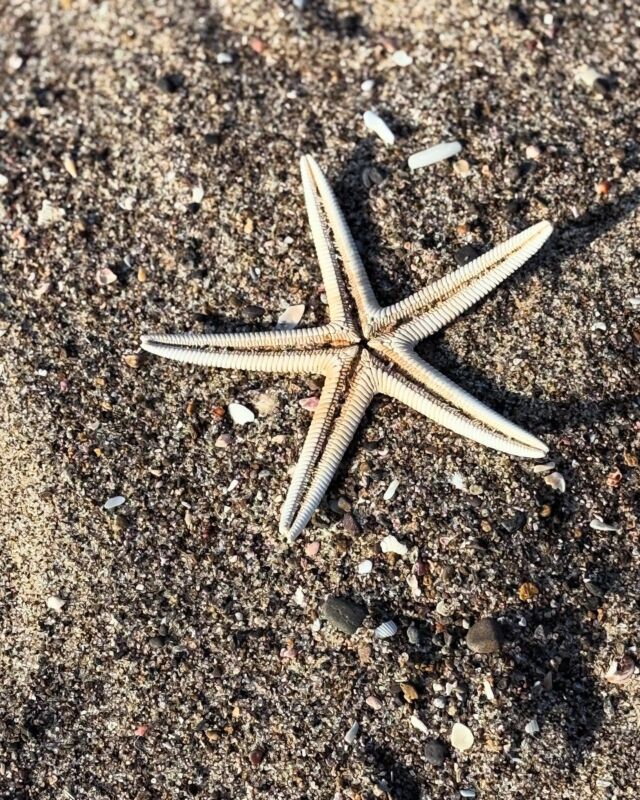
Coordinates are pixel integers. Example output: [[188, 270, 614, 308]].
[[141, 155, 552, 542]]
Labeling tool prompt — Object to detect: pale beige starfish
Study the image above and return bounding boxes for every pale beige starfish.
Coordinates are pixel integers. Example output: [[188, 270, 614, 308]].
[[141, 155, 552, 542]]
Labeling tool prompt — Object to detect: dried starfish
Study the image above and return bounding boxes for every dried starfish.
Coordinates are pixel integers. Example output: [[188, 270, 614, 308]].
[[141, 155, 552, 541]]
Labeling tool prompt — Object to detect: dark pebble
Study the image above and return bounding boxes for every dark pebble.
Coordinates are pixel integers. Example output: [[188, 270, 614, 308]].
[[500, 511, 526, 534], [454, 245, 479, 266], [249, 747, 265, 767], [506, 165, 522, 182], [245, 305, 266, 319], [322, 595, 366, 635], [149, 635, 165, 649], [158, 72, 185, 93], [424, 738, 447, 766], [466, 617, 505, 654]]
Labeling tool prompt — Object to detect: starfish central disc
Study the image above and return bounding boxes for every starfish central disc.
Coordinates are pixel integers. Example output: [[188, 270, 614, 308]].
[[141, 154, 552, 541]]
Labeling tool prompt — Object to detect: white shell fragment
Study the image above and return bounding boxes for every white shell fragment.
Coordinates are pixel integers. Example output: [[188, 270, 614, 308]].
[[380, 534, 407, 556], [96, 267, 118, 286], [409, 713, 429, 734], [392, 50, 413, 67], [589, 518, 620, 533], [533, 461, 556, 473], [361, 79, 374, 93], [104, 495, 125, 510], [574, 63, 606, 88], [363, 110, 395, 145], [483, 678, 495, 701], [544, 471, 566, 492], [46, 595, 65, 612], [451, 722, 474, 752], [524, 718, 540, 735], [374, 620, 398, 639], [276, 303, 305, 330], [357, 559, 373, 575], [605, 655, 636, 685], [383, 479, 400, 501], [460, 791, 476, 799], [228, 402, 255, 425], [408, 141, 462, 171], [37, 199, 66, 226], [344, 721, 359, 745]]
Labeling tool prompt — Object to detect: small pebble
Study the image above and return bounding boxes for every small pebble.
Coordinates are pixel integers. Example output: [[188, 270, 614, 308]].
[[37, 200, 66, 226], [304, 541, 320, 557], [104, 495, 125, 510], [322, 596, 366, 635], [466, 618, 505, 654], [361, 79, 374, 93], [216, 52, 233, 65], [407, 623, 419, 644], [459, 790, 476, 799], [228, 402, 255, 425], [365, 695, 382, 710], [518, 581, 539, 601], [215, 433, 233, 449], [96, 267, 118, 286], [399, 682, 419, 703], [424, 739, 447, 766], [357, 559, 373, 575], [453, 159, 471, 177], [122, 353, 141, 369], [391, 50, 413, 67], [524, 718, 540, 735], [525, 144, 541, 160], [409, 713, 429, 734], [46, 595, 65, 612], [248, 747, 265, 767], [450, 722, 474, 752]]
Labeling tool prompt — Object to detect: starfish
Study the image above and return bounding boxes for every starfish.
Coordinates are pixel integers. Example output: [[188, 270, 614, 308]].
[[141, 155, 552, 542]]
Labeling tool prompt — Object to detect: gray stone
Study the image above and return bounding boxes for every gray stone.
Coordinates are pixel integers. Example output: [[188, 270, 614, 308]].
[[424, 738, 447, 766], [322, 596, 366, 635], [466, 617, 505, 654]]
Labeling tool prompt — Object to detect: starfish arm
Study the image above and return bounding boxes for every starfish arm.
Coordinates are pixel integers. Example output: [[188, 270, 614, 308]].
[[371, 339, 547, 451], [304, 155, 380, 330], [279, 346, 360, 535], [369, 221, 552, 335], [140, 323, 359, 350], [300, 157, 354, 329], [140, 340, 332, 374], [284, 359, 377, 542], [367, 352, 547, 459]]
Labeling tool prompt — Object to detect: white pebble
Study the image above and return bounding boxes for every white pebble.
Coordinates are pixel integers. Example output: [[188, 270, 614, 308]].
[[374, 620, 398, 639], [409, 713, 429, 734], [450, 722, 474, 752], [408, 141, 462, 171], [574, 63, 605, 88], [392, 49, 413, 67], [192, 185, 204, 204], [0, 173, 9, 189], [96, 267, 118, 286], [589, 518, 620, 533], [7, 54, 23, 72], [366, 695, 382, 710], [344, 721, 359, 745], [483, 678, 495, 701], [46, 595, 65, 612], [380, 534, 407, 556], [37, 200, 66, 226], [104, 495, 125, 510], [524, 718, 540, 735], [363, 110, 395, 145], [383, 479, 400, 501], [228, 402, 255, 426], [533, 461, 555, 473], [216, 52, 233, 65], [591, 320, 607, 331], [543, 471, 566, 492], [460, 790, 476, 799], [293, 586, 305, 607], [448, 471, 466, 491], [276, 303, 305, 330], [357, 559, 373, 575], [361, 79, 374, 93]]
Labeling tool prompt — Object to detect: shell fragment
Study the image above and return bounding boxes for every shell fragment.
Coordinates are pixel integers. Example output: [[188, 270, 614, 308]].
[[408, 141, 462, 171], [363, 110, 395, 145]]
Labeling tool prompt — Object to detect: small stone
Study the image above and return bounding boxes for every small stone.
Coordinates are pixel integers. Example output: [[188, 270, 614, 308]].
[[149, 636, 165, 649], [466, 618, 505, 654], [453, 159, 471, 177], [399, 682, 419, 703], [248, 747, 265, 767], [357, 559, 373, 575], [596, 180, 610, 196], [122, 353, 141, 369], [407, 623, 419, 644], [380, 534, 407, 556], [544, 471, 566, 492], [46, 595, 65, 612], [391, 49, 413, 67], [366, 695, 382, 710], [383, 478, 399, 500], [96, 267, 118, 286], [525, 144, 541, 160], [424, 739, 447, 766], [37, 200, 66, 226], [500, 511, 526, 533], [450, 722, 474, 752], [344, 721, 359, 745], [460, 791, 476, 799], [322, 596, 366, 635], [518, 581, 539, 601], [524, 718, 540, 735], [215, 433, 233, 449], [453, 245, 478, 266], [361, 79, 374, 93], [104, 495, 125, 510], [228, 402, 255, 425], [304, 541, 320, 557]]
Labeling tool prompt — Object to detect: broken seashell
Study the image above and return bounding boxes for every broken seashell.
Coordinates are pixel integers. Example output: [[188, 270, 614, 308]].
[[380, 534, 407, 556], [533, 461, 556, 473], [589, 518, 620, 533], [408, 141, 462, 171], [357, 559, 373, 575], [374, 620, 398, 639], [363, 110, 395, 145], [104, 495, 125, 510], [543, 471, 566, 492], [46, 595, 65, 612], [383, 478, 400, 500], [605, 654, 636, 685], [344, 721, 359, 745], [524, 718, 540, 735], [276, 303, 305, 330], [409, 713, 429, 734]]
